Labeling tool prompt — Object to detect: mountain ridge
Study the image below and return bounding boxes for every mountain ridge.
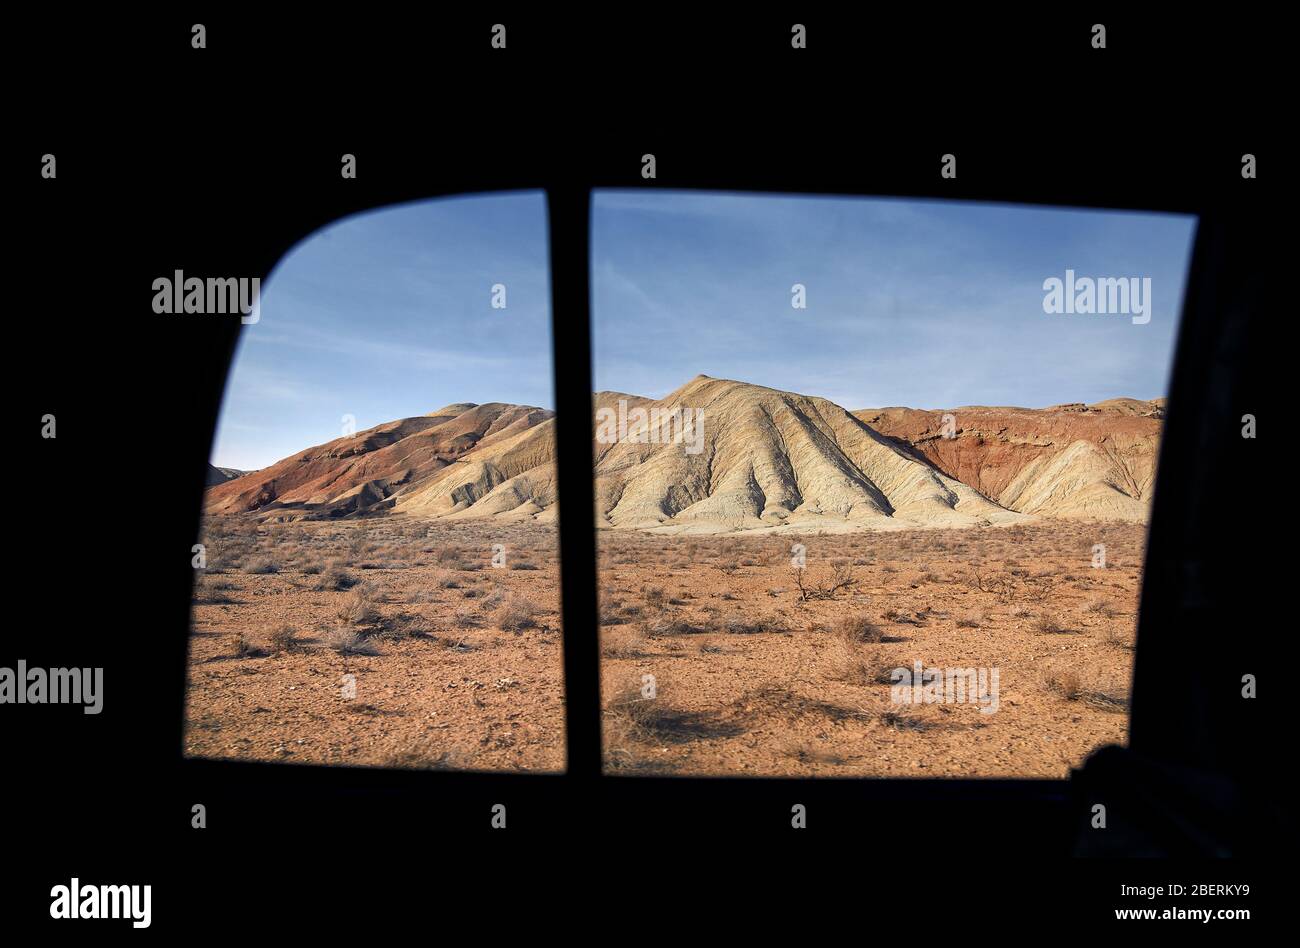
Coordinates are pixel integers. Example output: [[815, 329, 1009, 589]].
[[205, 377, 1161, 532]]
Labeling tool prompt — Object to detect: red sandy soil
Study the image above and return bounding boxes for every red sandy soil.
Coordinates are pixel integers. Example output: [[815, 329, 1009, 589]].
[[597, 520, 1140, 777], [186, 520, 565, 771], [187, 517, 1140, 778]]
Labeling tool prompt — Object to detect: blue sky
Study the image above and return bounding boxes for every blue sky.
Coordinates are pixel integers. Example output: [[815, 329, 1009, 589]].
[[212, 189, 1196, 470], [591, 191, 1196, 412], [211, 192, 552, 470]]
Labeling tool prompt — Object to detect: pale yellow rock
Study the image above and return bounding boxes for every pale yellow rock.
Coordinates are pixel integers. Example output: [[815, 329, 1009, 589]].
[[207, 376, 1161, 533]]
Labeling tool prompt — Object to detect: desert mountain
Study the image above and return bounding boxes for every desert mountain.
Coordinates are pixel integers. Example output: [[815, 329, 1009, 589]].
[[855, 399, 1162, 522], [204, 403, 556, 521], [592, 376, 1024, 534], [205, 464, 248, 486], [205, 378, 1160, 531]]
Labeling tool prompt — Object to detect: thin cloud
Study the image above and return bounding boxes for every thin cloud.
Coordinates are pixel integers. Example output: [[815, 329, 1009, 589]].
[[591, 191, 1195, 409], [211, 193, 554, 469]]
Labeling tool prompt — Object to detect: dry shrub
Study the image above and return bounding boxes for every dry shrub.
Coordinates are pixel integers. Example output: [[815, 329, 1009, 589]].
[[1106, 627, 1136, 651], [324, 628, 381, 656], [777, 740, 846, 765], [1044, 668, 1084, 700], [1041, 664, 1129, 713], [827, 637, 897, 686], [384, 746, 468, 770], [1033, 614, 1075, 635], [878, 708, 933, 731], [195, 575, 235, 604], [722, 616, 785, 635], [336, 586, 382, 626], [601, 629, 644, 659], [643, 615, 704, 637], [494, 595, 538, 632], [451, 603, 481, 628], [603, 681, 733, 747], [833, 613, 884, 644], [792, 562, 856, 601], [267, 624, 302, 654], [313, 562, 358, 591], [229, 632, 267, 659], [1085, 597, 1118, 618]]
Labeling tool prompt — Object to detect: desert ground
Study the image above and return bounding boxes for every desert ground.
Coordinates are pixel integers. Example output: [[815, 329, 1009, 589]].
[[190, 377, 1154, 776], [186, 520, 566, 771], [187, 516, 1140, 778], [598, 520, 1139, 777]]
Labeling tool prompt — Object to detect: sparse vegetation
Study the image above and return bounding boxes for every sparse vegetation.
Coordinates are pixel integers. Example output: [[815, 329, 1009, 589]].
[[195, 574, 236, 604], [493, 594, 538, 633], [832, 613, 884, 644], [1033, 613, 1074, 635], [831, 643, 896, 686], [1042, 666, 1129, 713], [603, 681, 740, 753], [313, 562, 358, 591], [1085, 597, 1118, 618], [791, 562, 855, 601], [190, 515, 1141, 779], [335, 586, 382, 627], [878, 710, 931, 731], [324, 628, 382, 656], [267, 624, 302, 654], [229, 632, 266, 658]]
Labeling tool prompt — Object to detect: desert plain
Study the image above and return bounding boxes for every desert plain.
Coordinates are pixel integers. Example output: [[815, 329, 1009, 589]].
[[187, 518, 1140, 777], [188, 376, 1159, 777]]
